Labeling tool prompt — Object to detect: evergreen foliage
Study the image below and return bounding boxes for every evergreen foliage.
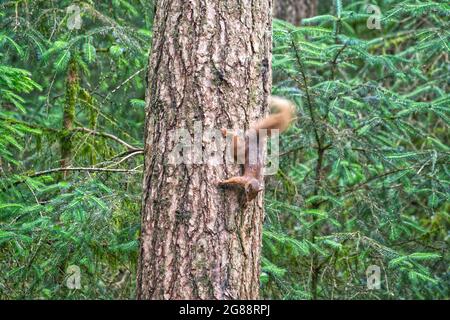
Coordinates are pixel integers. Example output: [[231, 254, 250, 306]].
[[263, 0, 449, 299], [0, 0, 448, 299]]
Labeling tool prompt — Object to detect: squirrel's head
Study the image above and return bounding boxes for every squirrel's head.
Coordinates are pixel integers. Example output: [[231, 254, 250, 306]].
[[245, 179, 263, 201]]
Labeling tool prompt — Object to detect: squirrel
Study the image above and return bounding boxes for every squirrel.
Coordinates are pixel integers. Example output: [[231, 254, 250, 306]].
[[219, 96, 295, 202]]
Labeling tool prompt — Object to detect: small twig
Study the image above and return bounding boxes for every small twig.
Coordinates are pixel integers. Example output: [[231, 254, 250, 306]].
[[111, 68, 145, 95], [0, 166, 143, 192], [72, 127, 142, 151], [104, 150, 144, 169], [291, 38, 322, 150], [29, 166, 142, 178], [102, 67, 145, 103], [331, 43, 348, 79]]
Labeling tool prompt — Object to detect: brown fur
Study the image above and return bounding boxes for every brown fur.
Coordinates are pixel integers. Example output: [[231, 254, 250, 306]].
[[219, 96, 295, 201]]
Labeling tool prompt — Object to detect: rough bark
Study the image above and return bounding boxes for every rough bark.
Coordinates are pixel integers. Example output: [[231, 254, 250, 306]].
[[137, 0, 272, 300], [60, 59, 79, 178], [274, 0, 317, 25]]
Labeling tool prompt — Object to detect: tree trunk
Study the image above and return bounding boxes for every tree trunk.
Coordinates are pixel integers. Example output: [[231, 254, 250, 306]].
[[274, 0, 317, 25], [137, 0, 272, 300], [60, 58, 79, 178]]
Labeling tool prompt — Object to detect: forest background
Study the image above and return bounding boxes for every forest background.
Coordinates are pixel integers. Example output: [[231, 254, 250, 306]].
[[0, 0, 448, 300]]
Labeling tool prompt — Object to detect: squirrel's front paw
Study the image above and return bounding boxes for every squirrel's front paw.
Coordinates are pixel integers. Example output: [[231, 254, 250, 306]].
[[220, 128, 228, 138]]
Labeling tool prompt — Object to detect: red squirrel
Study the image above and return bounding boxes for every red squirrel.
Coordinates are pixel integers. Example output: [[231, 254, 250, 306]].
[[219, 96, 295, 201]]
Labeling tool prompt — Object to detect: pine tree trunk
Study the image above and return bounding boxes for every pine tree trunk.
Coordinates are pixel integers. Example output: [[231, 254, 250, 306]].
[[137, 0, 272, 300], [274, 0, 317, 25], [60, 59, 79, 178]]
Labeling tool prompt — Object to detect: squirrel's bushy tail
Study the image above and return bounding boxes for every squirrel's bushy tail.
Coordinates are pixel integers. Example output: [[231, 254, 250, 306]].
[[253, 96, 295, 133]]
